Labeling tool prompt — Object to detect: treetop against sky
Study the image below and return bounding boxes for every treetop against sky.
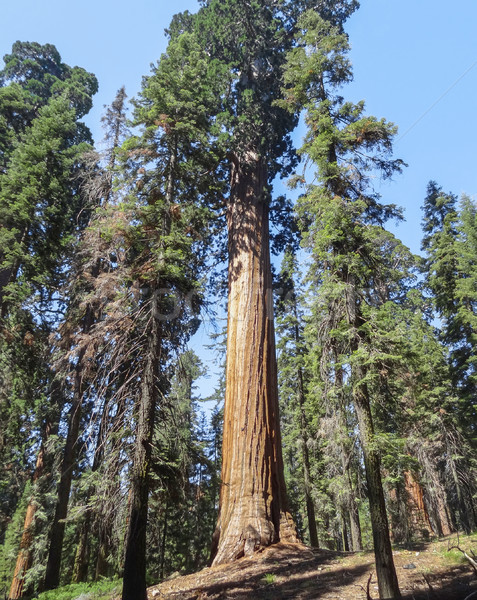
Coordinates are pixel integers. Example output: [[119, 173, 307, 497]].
[[1, 0, 475, 255]]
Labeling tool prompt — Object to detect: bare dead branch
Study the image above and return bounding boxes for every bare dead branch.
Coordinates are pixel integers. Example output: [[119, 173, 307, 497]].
[[448, 544, 477, 575]]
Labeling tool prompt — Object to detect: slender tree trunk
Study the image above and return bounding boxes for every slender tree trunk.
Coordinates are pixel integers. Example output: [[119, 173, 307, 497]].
[[9, 379, 61, 599], [336, 365, 362, 552], [297, 366, 319, 548], [8, 439, 48, 599], [72, 516, 90, 584], [353, 370, 401, 599], [43, 375, 83, 589], [341, 514, 350, 551], [344, 458, 362, 551], [121, 289, 162, 600], [211, 151, 297, 566]]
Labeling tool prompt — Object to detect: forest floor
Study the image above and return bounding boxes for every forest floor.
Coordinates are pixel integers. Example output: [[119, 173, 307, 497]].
[[147, 534, 477, 600]]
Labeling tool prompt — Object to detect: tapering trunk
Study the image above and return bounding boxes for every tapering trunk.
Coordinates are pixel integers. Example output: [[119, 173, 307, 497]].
[[353, 370, 401, 599], [8, 439, 48, 599], [121, 291, 162, 600], [9, 379, 60, 600], [211, 151, 297, 566]]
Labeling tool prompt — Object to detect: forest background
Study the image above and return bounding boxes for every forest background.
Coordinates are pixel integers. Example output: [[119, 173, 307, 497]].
[[2, 0, 475, 394], [1, 0, 475, 393], [0, 1, 477, 599]]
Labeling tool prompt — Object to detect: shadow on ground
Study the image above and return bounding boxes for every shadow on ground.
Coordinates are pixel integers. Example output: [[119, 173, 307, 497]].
[[148, 541, 477, 600]]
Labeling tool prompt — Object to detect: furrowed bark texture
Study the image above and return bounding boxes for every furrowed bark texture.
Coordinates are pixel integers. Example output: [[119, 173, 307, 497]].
[[403, 471, 434, 537], [211, 152, 297, 566]]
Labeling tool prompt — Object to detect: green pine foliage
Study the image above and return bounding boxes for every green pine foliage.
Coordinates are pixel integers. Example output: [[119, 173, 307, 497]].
[[1, 4, 477, 597]]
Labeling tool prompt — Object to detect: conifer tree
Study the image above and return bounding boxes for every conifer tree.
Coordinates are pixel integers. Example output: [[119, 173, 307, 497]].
[[42, 87, 127, 592], [280, 11, 405, 597], [117, 30, 223, 600], [276, 249, 320, 548], [0, 42, 97, 597], [421, 183, 477, 532], [192, 0, 358, 565]]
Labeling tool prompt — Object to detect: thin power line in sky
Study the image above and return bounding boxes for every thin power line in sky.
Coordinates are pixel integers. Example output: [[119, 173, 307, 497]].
[[397, 59, 477, 143]]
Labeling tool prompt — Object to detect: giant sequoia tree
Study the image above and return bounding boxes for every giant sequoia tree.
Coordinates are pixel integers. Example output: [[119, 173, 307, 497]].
[[191, 0, 359, 565]]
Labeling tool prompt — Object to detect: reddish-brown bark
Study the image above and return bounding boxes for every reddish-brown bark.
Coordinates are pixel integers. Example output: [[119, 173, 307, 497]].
[[9, 435, 49, 599], [403, 471, 434, 536], [211, 152, 297, 566]]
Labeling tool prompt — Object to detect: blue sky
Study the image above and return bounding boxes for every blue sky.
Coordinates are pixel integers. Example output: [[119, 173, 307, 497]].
[[2, 1, 476, 396], [2, 0, 475, 254]]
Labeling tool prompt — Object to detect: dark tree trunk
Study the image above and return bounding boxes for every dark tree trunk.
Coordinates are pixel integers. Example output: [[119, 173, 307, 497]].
[[43, 376, 83, 590], [354, 369, 401, 599], [44, 302, 96, 590], [72, 516, 90, 584], [121, 290, 162, 600], [297, 366, 319, 548], [211, 151, 297, 566], [344, 458, 362, 551]]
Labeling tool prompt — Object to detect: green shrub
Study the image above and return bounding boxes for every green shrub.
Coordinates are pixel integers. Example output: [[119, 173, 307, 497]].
[[34, 578, 121, 600]]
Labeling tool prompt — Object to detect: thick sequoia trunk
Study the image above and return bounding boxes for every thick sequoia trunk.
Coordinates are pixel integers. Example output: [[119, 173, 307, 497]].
[[403, 471, 433, 538], [211, 152, 297, 566], [353, 370, 401, 599]]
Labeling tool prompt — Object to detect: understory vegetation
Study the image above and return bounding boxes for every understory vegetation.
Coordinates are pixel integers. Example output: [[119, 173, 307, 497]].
[[0, 2, 475, 600]]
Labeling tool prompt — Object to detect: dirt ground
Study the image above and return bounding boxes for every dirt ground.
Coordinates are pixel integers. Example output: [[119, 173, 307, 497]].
[[148, 536, 477, 600]]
